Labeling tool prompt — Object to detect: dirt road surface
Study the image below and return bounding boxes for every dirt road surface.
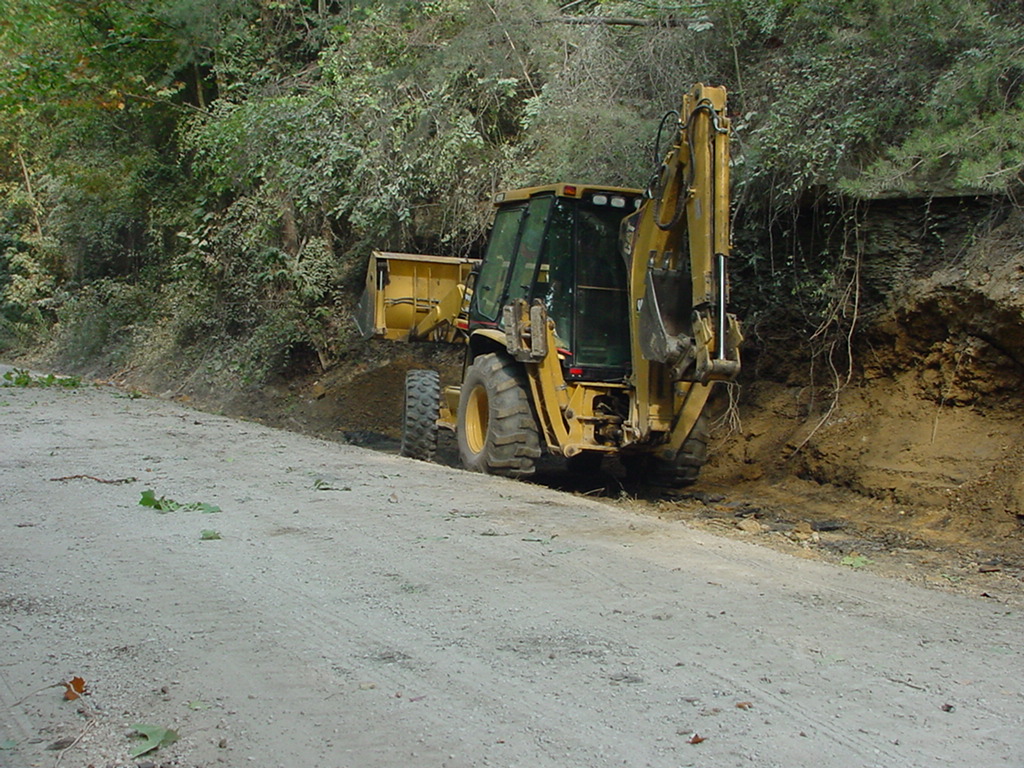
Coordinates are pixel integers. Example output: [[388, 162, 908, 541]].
[[1, 375, 1022, 768]]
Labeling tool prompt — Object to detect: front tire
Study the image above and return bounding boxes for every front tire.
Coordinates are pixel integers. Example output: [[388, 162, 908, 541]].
[[401, 369, 440, 462], [457, 353, 540, 477]]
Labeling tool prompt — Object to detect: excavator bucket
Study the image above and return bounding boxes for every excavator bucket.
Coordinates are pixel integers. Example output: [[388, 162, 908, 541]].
[[356, 250, 478, 343]]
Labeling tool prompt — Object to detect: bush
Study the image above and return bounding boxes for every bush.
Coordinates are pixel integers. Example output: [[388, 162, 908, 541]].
[[53, 279, 152, 368]]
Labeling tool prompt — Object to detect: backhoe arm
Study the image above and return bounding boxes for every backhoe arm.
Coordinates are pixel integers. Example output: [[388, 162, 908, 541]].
[[623, 84, 742, 444]]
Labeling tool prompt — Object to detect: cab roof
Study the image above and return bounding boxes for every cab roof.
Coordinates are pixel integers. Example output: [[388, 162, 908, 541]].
[[493, 183, 643, 205]]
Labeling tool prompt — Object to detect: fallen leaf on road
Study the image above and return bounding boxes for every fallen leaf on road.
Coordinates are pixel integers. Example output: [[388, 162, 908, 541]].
[[841, 554, 872, 569], [129, 724, 178, 758], [139, 489, 177, 511], [140, 490, 221, 514], [735, 701, 753, 709], [688, 733, 706, 744], [63, 677, 86, 701]]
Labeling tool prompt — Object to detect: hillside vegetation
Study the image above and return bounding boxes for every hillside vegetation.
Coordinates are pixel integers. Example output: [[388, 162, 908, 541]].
[[2, 0, 1021, 382]]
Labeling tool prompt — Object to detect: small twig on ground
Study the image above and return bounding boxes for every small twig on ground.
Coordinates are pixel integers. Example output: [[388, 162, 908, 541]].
[[886, 676, 927, 691], [48, 475, 136, 484], [11, 683, 64, 707], [13, 680, 94, 709], [53, 718, 97, 768]]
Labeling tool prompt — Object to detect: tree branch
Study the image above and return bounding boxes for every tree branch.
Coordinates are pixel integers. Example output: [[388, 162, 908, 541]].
[[547, 16, 699, 27], [14, 145, 43, 239], [484, 1, 538, 97]]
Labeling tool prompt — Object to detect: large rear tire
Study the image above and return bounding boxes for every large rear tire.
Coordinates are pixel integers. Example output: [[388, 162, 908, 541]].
[[651, 413, 710, 488], [457, 353, 540, 477], [401, 369, 440, 462], [622, 413, 710, 489]]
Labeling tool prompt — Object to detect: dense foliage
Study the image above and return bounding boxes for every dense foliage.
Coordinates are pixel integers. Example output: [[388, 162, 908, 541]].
[[1, 0, 1021, 382]]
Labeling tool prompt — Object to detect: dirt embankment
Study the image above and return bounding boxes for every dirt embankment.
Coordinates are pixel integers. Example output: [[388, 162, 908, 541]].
[[700, 202, 1024, 575]]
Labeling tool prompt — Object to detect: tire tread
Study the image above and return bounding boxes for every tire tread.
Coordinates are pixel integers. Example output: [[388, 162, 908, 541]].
[[401, 369, 440, 462]]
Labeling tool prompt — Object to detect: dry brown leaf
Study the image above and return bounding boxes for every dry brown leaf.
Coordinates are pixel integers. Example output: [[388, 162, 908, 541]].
[[63, 677, 86, 701], [736, 701, 753, 709], [688, 733, 706, 744]]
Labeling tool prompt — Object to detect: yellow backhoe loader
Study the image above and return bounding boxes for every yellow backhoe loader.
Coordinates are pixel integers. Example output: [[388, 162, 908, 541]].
[[355, 83, 742, 487]]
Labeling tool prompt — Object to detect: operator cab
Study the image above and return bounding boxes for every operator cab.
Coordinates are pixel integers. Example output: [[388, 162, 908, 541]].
[[469, 183, 643, 382]]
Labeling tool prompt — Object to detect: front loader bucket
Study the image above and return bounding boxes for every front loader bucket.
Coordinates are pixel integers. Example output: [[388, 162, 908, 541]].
[[356, 250, 478, 343]]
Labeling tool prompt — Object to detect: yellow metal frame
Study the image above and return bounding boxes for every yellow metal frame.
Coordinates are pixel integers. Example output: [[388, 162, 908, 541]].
[[514, 316, 626, 458], [494, 182, 642, 205]]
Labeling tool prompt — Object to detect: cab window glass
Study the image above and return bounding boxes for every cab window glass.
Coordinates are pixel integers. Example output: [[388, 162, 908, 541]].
[[574, 204, 630, 368], [532, 199, 574, 348], [474, 204, 524, 321], [505, 195, 553, 307]]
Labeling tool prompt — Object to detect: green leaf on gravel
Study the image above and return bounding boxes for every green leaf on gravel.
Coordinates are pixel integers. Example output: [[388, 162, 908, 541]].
[[140, 490, 220, 513], [841, 554, 873, 569], [139, 489, 181, 512], [1, 368, 81, 388], [129, 723, 178, 758], [200, 530, 221, 540]]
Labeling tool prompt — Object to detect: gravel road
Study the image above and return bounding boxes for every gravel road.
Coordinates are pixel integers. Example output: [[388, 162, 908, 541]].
[[1, 374, 1021, 768]]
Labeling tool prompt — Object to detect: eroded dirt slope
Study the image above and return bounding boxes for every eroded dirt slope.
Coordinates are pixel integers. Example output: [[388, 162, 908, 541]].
[[703, 207, 1024, 568]]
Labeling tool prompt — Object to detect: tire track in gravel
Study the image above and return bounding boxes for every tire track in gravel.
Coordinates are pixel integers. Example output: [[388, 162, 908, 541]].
[[513, 512, 1023, 765]]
